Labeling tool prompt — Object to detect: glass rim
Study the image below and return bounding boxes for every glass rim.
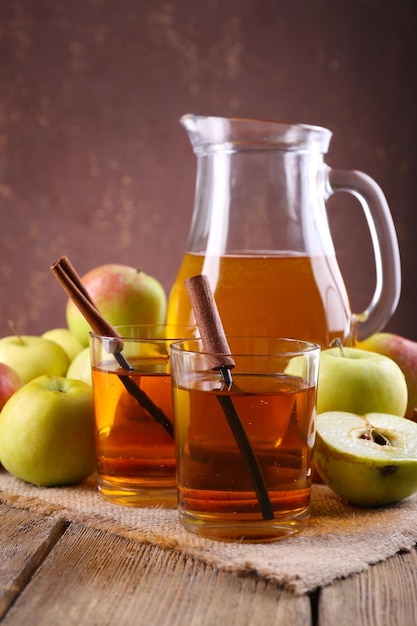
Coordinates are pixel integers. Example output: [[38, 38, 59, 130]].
[[170, 336, 320, 358], [180, 113, 332, 154], [181, 112, 329, 134]]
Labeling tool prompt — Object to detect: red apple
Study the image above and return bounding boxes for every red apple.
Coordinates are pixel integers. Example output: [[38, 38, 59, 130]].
[[65, 264, 167, 346], [0, 363, 23, 411], [357, 332, 417, 421]]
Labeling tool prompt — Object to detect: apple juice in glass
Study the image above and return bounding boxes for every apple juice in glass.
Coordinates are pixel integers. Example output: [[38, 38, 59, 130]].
[[90, 324, 198, 507], [170, 337, 320, 541]]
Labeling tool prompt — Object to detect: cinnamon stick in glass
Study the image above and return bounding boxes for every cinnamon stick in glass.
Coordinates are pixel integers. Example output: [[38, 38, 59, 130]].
[[50, 255, 174, 439], [185, 274, 274, 521]]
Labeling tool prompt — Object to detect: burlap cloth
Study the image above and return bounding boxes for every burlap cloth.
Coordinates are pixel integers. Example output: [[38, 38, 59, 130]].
[[1, 468, 417, 595]]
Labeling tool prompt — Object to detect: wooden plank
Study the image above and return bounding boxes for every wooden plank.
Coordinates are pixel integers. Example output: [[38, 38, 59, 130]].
[[0, 503, 67, 619], [1, 522, 312, 626], [318, 548, 417, 626]]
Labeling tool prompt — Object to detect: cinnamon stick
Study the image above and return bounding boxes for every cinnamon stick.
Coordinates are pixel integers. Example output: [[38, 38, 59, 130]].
[[185, 274, 274, 521], [50, 255, 174, 439], [51, 256, 124, 354], [185, 274, 235, 372]]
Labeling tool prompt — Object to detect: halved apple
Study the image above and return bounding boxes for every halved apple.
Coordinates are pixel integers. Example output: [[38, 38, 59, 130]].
[[314, 411, 417, 506]]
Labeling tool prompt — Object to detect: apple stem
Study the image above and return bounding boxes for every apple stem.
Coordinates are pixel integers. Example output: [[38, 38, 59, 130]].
[[7, 320, 24, 345], [330, 337, 346, 357]]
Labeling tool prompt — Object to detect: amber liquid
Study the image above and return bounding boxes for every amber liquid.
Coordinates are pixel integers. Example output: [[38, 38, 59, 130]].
[[167, 253, 352, 348], [173, 372, 316, 540], [92, 365, 176, 506]]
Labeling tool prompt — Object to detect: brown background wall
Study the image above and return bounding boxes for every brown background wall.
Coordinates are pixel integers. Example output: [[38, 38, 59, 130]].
[[1, 0, 416, 340]]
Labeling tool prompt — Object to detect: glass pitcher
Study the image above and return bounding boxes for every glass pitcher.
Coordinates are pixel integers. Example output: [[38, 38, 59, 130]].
[[167, 114, 401, 348]]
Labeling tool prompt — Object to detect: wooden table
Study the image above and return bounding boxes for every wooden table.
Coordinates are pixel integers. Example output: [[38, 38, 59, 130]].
[[1, 499, 417, 625]]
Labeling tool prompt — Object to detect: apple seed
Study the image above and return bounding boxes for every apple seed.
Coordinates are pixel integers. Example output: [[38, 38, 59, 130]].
[[373, 432, 390, 446], [357, 428, 391, 446]]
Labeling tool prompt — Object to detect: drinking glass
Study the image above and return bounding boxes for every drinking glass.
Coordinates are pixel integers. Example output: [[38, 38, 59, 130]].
[[170, 336, 320, 541], [90, 324, 198, 507]]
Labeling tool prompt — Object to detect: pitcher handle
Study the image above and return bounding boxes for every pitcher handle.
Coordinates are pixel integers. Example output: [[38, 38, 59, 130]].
[[327, 167, 401, 341]]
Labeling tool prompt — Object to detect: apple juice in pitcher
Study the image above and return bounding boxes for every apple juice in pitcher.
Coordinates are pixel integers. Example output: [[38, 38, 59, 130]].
[[167, 115, 401, 347], [168, 252, 351, 348]]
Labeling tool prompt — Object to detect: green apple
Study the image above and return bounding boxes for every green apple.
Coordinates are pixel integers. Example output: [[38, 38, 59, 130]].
[[0, 335, 70, 384], [0, 375, 96, 486], [0, 363, 23, 411], [42, 328, 84, 362], [66, 347, 92, 386], [66, 264, 167, 346], [317, 346, 407, 417], [357, 332, 417, 421], [314, 411, 417, 506]]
